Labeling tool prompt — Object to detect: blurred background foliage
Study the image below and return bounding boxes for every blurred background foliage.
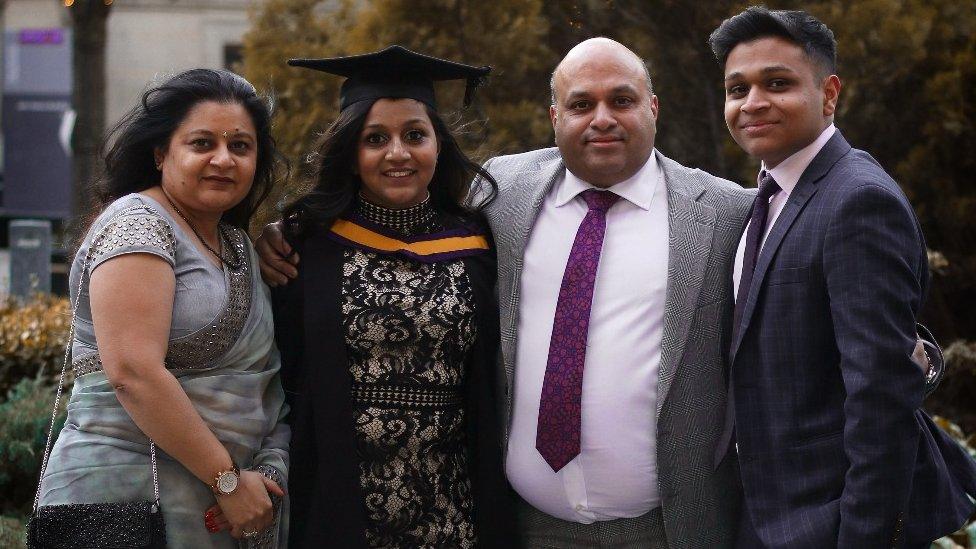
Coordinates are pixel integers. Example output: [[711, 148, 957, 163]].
[[0, 296, 70, 396], [0, 378, 68, 516], [0, 295, 71, 545]]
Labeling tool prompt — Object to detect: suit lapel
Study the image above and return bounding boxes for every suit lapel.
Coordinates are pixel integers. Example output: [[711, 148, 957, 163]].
[[730, 131, 852, 360], [506, 154, 565, 263], [500, 154, 564, 393], [657, 152, 716, 414]]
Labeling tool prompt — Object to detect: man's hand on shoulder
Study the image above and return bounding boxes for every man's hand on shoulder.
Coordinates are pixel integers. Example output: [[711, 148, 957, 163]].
[[256, 221, 299, 287]]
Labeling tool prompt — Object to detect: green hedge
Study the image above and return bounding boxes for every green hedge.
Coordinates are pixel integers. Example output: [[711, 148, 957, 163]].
[[0, 378, 67, 518], [0, 515, 26, 549]]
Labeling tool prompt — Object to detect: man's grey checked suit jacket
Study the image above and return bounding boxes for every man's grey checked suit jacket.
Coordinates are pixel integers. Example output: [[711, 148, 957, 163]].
[[475, 147, 754, 547]]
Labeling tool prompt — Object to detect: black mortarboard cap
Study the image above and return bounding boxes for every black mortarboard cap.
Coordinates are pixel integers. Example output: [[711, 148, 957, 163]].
[[288, 45, 491, 111]]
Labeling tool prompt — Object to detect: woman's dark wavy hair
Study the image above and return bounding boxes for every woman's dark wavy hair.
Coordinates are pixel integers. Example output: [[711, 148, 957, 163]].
[[281, 98, 498, 238], [89, 68, 284, 232]]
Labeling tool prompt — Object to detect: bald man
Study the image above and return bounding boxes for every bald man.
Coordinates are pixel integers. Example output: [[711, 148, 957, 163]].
[[469, 38, 752, 547], [257, 38, 753, 548]]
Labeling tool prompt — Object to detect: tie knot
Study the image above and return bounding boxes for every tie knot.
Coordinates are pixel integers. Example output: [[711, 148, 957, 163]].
[[580, 189, 619, 213], [758, 172, 781, 200]]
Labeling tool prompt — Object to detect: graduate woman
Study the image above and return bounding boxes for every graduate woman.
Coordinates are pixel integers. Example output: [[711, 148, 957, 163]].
[[270, 46, 516, 548]]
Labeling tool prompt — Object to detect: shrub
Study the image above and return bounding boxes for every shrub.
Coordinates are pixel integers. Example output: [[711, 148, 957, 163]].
[[927, 340, 976, 436], [0, 515, 26, 549], [934, 416, 976, 548], [0, 378, 67, 517], [0, 295, 70, 395]]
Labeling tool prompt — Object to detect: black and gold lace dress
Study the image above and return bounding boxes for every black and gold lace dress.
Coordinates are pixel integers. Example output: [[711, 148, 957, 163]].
[[341, 196, 478, 548]]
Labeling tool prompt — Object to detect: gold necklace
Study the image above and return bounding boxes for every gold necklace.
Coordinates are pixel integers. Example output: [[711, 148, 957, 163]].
[[160, 188, 243, 269]]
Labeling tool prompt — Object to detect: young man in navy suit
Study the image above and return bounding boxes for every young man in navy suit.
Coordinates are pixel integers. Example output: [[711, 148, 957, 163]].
[[709, 7, 976, 548]]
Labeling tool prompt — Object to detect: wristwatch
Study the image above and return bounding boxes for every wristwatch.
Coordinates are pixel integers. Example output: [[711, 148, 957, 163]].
[[211, 463, 240, 496]]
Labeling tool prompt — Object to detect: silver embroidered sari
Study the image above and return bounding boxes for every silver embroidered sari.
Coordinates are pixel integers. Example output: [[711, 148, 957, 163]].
[[38, 194, 289, 548]]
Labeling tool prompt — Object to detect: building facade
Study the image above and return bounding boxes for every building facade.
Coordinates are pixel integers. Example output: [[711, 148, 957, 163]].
[[1, 0, 258, 295], [5, 0, 255, 139]]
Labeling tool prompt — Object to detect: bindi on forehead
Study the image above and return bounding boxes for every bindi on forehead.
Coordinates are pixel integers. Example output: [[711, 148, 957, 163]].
[[183, 128, 255, 142]]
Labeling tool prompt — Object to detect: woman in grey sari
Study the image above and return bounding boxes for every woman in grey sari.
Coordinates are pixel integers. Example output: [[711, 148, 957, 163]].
[[37, 68, 289, 547]]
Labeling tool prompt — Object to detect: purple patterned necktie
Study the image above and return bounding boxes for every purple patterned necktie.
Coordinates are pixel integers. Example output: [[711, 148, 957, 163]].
[[536, 188, 619, 472]]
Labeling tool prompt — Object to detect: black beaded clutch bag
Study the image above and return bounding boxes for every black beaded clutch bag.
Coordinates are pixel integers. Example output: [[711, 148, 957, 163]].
[[27, 227, 167, 548], [27, 500, 166, 548]]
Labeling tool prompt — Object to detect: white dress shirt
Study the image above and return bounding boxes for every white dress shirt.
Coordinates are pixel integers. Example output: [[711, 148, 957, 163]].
[[506, 154, 669, 522], [732, 124, 836, 298]]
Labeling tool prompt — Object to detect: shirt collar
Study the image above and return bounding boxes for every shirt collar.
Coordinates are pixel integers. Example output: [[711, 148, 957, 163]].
[[763, 124, 836, 197], [555, 151, 659, 210]]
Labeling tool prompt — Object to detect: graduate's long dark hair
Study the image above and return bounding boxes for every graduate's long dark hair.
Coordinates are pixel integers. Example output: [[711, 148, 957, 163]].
[[87, 68, 285, 232], [281, 98, 498, 239]]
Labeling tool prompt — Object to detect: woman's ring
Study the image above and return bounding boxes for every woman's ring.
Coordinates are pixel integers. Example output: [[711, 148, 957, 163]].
[[242, 530, 259, 538]]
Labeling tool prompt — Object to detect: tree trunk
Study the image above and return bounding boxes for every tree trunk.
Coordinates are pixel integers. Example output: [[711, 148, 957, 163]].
[[68, 0, 112, 222]]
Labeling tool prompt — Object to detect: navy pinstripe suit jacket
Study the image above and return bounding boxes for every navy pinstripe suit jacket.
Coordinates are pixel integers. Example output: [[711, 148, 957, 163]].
[[728, 131, 976, 548]]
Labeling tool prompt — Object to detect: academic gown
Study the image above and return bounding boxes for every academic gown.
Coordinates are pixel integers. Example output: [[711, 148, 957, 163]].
[[271, 223, 517, 548]]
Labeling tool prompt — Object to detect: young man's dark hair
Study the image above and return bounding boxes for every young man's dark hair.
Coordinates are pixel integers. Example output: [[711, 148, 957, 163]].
[[708, 6, 837, 78]]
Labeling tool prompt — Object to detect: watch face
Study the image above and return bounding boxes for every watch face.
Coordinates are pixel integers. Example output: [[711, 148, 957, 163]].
[[217, 472, 239, 494]]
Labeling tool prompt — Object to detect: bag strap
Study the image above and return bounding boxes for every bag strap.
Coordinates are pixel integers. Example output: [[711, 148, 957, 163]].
[[33, 205, 162, 512]]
